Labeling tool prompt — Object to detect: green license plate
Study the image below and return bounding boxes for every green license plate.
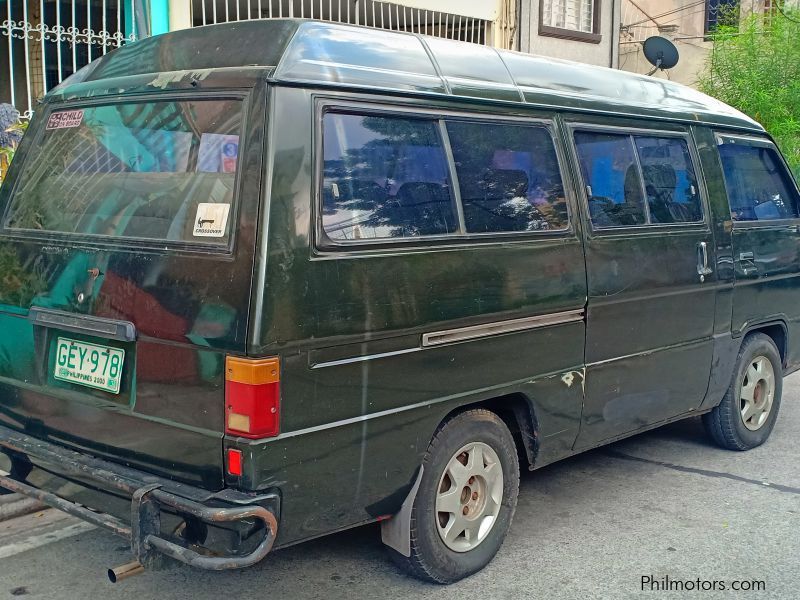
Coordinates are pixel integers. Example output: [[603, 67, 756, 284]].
[[54, 337, 125, 394]]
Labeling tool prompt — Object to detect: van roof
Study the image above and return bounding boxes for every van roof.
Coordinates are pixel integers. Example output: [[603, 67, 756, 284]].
[[55, 19, 761, 132]]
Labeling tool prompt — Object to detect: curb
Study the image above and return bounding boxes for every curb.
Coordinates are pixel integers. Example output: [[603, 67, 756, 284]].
[[0, 495, 47, 522]]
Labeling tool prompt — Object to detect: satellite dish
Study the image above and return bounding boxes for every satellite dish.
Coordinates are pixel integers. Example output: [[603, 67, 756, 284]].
[[642, 36, 679, 76]]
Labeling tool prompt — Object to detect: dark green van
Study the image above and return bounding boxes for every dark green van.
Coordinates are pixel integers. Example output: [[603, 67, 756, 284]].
[[1, 19, 798, 584]]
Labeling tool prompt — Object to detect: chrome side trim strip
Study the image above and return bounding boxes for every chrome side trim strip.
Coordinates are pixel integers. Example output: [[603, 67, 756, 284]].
[[253, 365, 580, 444], [311, 309, 585, 369], [311, 347, 422, 370], [422, 309, 585, 348]]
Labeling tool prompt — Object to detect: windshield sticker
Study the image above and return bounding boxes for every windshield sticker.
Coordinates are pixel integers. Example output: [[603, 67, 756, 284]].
[[193, 203, 231, 238], [46, 110, 84, 130], [197, 134, 240, 173], [221, 139, 238, 173]]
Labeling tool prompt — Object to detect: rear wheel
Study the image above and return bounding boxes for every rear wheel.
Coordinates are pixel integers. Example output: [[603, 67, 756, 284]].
[[390, 409, 520, 584], [703, 333, 782, 450]]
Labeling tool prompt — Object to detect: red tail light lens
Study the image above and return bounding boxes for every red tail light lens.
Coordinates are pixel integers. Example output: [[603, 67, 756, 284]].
[[225, 356, 280, 438], [226, 448, 243, 477]]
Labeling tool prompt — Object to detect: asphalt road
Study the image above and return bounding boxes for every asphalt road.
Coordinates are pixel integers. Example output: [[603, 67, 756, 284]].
[[1, 376, 799, 600]]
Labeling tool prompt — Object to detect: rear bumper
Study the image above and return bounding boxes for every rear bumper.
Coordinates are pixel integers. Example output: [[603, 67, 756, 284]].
[[0, 425, 279, 571]]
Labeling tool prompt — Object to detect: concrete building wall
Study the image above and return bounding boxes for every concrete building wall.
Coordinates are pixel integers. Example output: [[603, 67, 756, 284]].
[[519, 0, 621, 67], [619, 0, 711, 87]]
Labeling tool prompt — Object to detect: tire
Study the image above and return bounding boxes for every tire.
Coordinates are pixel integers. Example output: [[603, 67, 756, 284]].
[[390, 409, 520, 584], [703, 333, 782, 451]]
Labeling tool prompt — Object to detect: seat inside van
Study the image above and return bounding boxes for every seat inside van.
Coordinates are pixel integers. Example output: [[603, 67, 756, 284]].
[[642, 164, 698, 223], [392, 181, 457, 236], [461, 168, 533, 232]]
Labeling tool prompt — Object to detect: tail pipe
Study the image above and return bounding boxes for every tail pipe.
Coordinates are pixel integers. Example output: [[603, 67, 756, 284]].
[[108, 560, 145, 583]]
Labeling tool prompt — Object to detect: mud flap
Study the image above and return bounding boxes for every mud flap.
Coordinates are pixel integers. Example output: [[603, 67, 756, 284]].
[[380, 466, 423, 557]]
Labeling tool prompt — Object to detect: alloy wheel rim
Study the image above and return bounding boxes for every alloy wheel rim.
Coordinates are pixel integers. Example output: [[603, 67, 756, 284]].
[[740, 355, 775, 432], [435, 442, 503, 553]]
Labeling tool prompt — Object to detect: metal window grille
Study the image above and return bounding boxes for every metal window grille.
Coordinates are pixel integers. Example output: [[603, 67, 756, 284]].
[[2, 1, 142, 119], [190, 0, 490, 45], [542, 0, 595, 33], [705, 0, 738, 34], [619, 0, 660, 45]]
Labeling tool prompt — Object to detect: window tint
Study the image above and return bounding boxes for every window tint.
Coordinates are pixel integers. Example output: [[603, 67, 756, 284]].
[[447, 121, 568, 233], [321, 112, 458, 241], [5, 99, 242, 244], [574, 131, 647, 227], [718, 139, 799, 221], [634, 136, 702, 223]]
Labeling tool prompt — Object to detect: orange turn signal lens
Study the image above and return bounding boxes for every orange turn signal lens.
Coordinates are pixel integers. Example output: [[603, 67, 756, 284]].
[[224, 356, 280, 439], [225, 357, 280, 385]]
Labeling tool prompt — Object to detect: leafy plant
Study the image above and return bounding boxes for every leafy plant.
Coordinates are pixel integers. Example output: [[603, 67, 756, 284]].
[[0, 110, 28, 185], [0, 244, 46, 307], [699, 6, 800, 175]]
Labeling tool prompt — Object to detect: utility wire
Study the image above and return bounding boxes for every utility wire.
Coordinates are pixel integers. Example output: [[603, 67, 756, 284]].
[[624, 0, 706, 28], [776, 0, 800, 24]]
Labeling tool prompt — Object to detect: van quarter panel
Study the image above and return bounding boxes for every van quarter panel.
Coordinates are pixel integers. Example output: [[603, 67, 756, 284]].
[[242, 87, 588, 545]]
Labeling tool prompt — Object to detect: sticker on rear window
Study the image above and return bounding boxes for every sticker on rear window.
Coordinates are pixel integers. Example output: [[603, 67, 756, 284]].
[[193, 203, 231, 238], [46, 110, 84, 130]]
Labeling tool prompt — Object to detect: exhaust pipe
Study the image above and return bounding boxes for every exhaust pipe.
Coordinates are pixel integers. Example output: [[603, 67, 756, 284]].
[[108, 560, 145, 583]]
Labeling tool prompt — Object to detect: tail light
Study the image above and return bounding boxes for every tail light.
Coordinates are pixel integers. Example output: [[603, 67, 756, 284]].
[[226, 448, 243, 477], [224, 356, 280, 438]]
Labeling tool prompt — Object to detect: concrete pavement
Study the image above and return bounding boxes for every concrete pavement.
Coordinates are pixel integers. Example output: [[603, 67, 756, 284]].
[[0, 376, 798, 599]]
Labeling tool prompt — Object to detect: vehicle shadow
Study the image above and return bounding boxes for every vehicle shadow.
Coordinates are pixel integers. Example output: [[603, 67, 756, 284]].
[[94, 417, 718, 598]]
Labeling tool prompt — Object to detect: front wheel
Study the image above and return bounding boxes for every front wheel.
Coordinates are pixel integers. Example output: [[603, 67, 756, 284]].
[[390, 409, 520, 584], [703, 333, 782, 450]]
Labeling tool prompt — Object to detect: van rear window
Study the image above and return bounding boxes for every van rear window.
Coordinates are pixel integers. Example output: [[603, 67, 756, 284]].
[[4, 99, 242, 245]]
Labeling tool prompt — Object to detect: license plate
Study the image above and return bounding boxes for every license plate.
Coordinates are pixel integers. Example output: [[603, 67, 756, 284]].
[[53, 337, 125, 394]]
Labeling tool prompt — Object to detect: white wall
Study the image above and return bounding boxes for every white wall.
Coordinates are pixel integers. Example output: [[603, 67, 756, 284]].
[[389, 0, 500, 21]]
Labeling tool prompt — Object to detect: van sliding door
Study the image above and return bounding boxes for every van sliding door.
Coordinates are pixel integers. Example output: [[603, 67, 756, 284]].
[[568, 122, 717, 447]]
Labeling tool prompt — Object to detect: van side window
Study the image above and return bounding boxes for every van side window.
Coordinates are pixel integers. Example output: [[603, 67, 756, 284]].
[[717, 138, 799, 222], [573, 131, 647, 227], [574, 130, 703, 228], [634, 136, 703, 224], [321, 112, 458, 241], [446, 121, 568, 232]]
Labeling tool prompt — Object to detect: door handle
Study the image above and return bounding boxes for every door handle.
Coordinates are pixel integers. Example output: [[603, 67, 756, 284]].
[[697, 241, 713, 282], [28, 307, 136, 342], [738, 250, 757, 275]]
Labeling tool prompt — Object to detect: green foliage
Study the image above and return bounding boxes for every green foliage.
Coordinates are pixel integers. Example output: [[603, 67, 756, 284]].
[[699, 9, 800, 174], [0, 119, 29, 185], [0, 244, 46, 307]]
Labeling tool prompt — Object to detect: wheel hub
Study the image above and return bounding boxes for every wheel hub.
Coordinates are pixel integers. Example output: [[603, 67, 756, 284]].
[[435, 442, 503, 553], [740, 355, 775, 432]]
